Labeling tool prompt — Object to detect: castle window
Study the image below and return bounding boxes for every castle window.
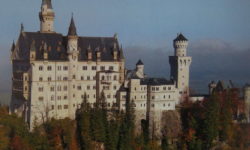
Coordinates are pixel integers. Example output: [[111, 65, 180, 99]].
[[51, 96, 54, 101], [101, 66, 105, 71], [63, 77, 68, 81], [82, 66, 87, 70], [57, 66, 61, 70], [38, 87, 43, 92], [63, 66, 68, 70], [77, 86, 81, 90], [114, 75, 117, 81], [92, 66, 96, 70], [39, 77, 43, 81], [151, 104, 154, 107], [48, 77, 52, 81], [64, 96, 68, 100], [38, 97, 44, 101], [169, 95, 171, 99], [24, 86, 28, 91], [81, 76, 84, 80], [109, 66, 114, 71], [87, 76, 90, 80], [50, 87, 54, 91], [93, 86, 96, 90], [57, 96, 61, 100], [114, 86, 117, 90], [93, 76, 96, 80], [107, 95, 111, 98], [51, 105, 54, 110], [134, 87, 136, 91], [168, 87, 171, 90], [102, 76, 105, 80], [72, 75, 76, 79], [58, 105, 62, 110], [152, 96, 155, 99], [168, 103, 170, 107], [87, 86, 90, 90], [163, 104, 166, 107], [73, 94, 75, 98], [47, 66, 52, 71], [64, 105, 68, 109], [39, 66, 43, 71], [163, 87, 166, 90], [156, 87, 159, 91]]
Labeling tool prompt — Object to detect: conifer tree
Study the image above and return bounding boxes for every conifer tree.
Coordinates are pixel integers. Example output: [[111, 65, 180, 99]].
[[76, 93, 93, 150], [202, 94, 220, 149]]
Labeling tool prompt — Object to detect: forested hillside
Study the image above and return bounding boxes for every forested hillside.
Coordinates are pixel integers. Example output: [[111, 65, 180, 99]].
[[0, 90, 249, 150]]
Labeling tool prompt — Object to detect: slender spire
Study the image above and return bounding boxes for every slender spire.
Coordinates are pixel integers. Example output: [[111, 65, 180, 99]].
[[20, 23, 24, 32], [68, 15, 77, 36], [42, 0, 53, 9]]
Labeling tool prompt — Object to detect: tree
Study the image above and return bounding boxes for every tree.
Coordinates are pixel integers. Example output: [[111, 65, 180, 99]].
[[202, 94, 220, 149], [76, 93, 93, 150], [219, 90, 233, 142]]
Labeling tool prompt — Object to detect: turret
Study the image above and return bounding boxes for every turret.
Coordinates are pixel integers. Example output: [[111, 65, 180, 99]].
[[169, 33, 192, 100], [96, 47, 101, 62], [208, 81, 217, 94], [87, 45, 92, 60], [30, 40, 36, 61], [43, 42, 48, 60], [136, 59, 144, 78], [113, 43, 118, 60], [39, 0, 55, 33], [67, 16, 79, 61], [173, 33, 188, 57]]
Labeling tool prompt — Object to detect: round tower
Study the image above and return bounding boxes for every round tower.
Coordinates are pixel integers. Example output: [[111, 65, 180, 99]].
[[39, 0, 55, 33], [169, 33, 192, 99], [136, 59, 144, 78], [173, 33, 188, 57]]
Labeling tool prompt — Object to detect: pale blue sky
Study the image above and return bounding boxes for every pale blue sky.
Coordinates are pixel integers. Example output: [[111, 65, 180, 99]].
[[0, 0, 250, 100], [0, 0, 250, 48]]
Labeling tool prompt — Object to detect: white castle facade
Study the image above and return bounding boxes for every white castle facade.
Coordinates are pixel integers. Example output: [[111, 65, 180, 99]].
[[10, 0, 192, 136]]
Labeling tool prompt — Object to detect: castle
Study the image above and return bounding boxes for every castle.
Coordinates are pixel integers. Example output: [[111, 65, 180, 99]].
[[10, 0, 193, 137]]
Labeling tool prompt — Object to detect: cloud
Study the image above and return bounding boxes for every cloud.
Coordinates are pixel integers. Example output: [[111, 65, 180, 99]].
[[124, 39, 250, 93]]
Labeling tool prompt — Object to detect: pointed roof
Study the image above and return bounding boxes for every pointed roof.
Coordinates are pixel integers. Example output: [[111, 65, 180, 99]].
[[42, 0, 53, 9], [136, 59, 144, 65], [68, 16, 77, 36], [174, 33, 188, 42]]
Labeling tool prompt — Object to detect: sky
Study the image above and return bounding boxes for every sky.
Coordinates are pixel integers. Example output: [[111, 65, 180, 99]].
[[0, 0, 250, 104]]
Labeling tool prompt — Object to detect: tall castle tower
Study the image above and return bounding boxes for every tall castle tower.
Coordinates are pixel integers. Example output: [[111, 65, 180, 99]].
[[169, 33, 192, 98], [39, 0, 55, 33]]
